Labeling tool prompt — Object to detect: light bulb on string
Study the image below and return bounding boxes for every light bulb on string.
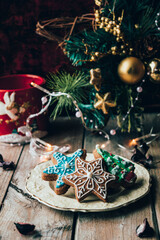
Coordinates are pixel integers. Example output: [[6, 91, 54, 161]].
[[101, 143, 106, 148], [7, 77, 146, 151], [107, 77, 146, 138]]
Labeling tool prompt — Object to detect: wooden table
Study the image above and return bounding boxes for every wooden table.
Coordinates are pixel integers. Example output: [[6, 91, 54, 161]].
[[0, 115, 160, 240]]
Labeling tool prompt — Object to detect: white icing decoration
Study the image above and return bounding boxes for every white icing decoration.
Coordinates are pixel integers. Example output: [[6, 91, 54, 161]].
[[115, 165, 120, 170], [65, 163, 70, 169], [106, 157, 112, 164], [114, 155, 119, 160], [65, 157, 116, 200], [87, 171, 93, 178], [111, 168, 119, 175], [43, 149, 83, 188]]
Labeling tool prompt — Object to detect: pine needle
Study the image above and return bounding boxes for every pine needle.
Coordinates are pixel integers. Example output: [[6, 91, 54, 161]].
[[46, 71, 90, 119]]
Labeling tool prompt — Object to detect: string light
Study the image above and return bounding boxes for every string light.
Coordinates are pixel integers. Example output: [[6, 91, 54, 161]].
[[29, 82, 110, 140], [101, 143, 106, 148], [29, 78, 147, 142], [110, 78, 146, 136], [129, 129, 160, 147], [129, 139, 137, 147], [0, 73, 153, 148], [29, 138, 71, 159], [155, 12, 160, 30]]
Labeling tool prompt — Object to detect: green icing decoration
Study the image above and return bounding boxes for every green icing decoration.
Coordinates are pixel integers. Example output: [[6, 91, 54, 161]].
[[96, 147, 135, 181]]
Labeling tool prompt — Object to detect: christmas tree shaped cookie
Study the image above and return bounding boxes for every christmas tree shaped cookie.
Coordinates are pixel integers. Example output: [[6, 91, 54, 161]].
[[93, 145, 137, 188]]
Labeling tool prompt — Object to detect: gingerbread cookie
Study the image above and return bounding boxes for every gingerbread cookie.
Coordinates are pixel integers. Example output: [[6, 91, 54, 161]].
[[62, 157, 116, 202], [93, 146, 137, 188], [42, 149, 86, 195]]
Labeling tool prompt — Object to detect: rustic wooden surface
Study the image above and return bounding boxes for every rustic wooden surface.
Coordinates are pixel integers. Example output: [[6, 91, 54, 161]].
[[0, 115, 160, 240]]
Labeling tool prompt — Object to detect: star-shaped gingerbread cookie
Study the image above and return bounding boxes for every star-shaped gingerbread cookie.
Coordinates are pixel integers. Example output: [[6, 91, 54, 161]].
[[63, 157, 116, 202], [42, 149, 86, 195]]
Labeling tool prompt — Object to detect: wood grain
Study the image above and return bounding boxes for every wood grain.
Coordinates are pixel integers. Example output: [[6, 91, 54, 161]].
[[74, 118, 157, 240], [0, 145, 23, 207], [150, 141, 160, 239], [0, 118, 84, 239], [0, 115, 160, 240]]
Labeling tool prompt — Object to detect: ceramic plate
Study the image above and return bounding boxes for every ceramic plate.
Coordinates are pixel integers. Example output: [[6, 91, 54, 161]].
[[26, 153, 151, 212]]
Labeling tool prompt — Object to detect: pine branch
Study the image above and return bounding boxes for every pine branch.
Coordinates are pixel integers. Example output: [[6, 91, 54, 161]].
[[46, 71, 90, 119], [103, 0, 160, 40], [78, 103, 107, 129], [65, 29, 117, 65]]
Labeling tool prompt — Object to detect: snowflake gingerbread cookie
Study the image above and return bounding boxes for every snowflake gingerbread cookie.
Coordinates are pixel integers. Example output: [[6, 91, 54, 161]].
[[42, 149, 86, 195], [62, 157, 116, 202]]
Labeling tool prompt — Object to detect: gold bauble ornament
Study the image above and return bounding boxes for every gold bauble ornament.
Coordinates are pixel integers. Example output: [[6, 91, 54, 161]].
[[118, 57, 145, 84], [148, 58, 160, 83]]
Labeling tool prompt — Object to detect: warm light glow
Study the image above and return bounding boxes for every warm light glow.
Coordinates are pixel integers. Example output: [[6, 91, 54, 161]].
[[101, 144, 106, 149], [150, 61, 156, 72], [40, 155, 50, 162], [46, 144, 53, 151], [30, 81, 38, 87], [129, 139, 137, 146]]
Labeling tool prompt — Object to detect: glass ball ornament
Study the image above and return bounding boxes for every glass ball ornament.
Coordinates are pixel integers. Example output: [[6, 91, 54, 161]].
[[148, 58, 160, 83], [110, 129, 116, 135], [118, 57, 145, 84]]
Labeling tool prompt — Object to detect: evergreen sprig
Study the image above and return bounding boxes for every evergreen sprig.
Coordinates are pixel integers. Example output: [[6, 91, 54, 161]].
[[78, 103, 107, 129], [105, 0, 160, 40], [65, 0, 160, 65], [65, 29, 117, 66], [41, 0, 160, 133], [46, 71, 90, 119]]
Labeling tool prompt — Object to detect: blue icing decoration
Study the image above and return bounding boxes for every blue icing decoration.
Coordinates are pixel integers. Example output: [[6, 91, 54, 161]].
[[43, 149, 83, 188]]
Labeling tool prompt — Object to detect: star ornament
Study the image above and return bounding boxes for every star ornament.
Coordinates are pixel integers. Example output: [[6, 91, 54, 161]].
[[90, 68, 103, 91], [63, 157, 116, 202], [42, 149, 86, 195], [94, 92, 116, 114]]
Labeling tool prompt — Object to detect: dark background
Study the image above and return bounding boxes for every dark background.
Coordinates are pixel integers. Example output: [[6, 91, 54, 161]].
[[0, 0, 93, 76], [0, 0, 160, 110]]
